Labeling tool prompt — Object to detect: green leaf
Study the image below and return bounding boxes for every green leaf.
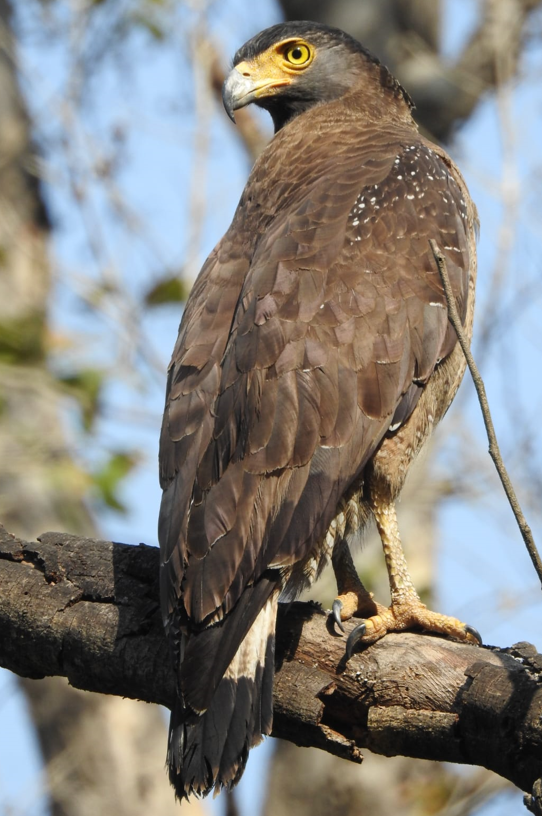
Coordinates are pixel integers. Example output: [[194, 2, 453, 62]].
[[144, 274, 188, 306], [0, 312, 46, 364], [58, 368, 104, 432], [91, 451, 139, 513], [129, 11, 166, 40]]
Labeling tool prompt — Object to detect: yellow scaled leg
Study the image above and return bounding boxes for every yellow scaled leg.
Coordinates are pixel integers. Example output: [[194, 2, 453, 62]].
[[331, 490, 481, 658]]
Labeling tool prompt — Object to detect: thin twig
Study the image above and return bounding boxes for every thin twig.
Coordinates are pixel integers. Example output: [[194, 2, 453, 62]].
[[429, 239, 542, 588]]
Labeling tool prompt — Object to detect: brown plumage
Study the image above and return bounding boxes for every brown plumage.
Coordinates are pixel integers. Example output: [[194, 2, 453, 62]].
[[159, 21, 478, 799]]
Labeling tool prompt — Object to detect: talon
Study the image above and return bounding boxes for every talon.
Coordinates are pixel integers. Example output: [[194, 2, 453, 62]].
[[465, 624, 482, 645], [332, 599, 345, 632], [345, 622, 366, 659]]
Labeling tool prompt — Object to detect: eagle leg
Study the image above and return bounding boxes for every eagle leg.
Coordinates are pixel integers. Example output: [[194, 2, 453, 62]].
[[330, 536, 385, 632], [333, 487, 482, 656], [371, 486, 481, 644]]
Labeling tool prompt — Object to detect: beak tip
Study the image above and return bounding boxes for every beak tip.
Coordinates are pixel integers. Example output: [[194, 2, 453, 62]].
[[223, 67, 257, 124], [222, 86, 237, 124]]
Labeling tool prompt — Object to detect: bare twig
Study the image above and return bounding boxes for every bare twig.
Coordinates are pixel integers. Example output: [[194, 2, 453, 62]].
[[429, 239, 542, 588]]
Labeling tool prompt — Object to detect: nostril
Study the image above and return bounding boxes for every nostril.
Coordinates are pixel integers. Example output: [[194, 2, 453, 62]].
[[242, 72, 250, 78]]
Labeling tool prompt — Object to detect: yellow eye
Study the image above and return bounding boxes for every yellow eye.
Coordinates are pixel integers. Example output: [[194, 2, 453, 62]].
[[284, 43, 311, 66]]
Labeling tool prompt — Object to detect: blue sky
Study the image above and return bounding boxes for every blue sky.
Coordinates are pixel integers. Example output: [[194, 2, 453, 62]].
[[1, 1, 542, 814]]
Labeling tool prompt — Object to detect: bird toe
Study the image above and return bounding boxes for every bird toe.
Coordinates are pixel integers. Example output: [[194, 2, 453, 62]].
[[331, 599, 346, 632]]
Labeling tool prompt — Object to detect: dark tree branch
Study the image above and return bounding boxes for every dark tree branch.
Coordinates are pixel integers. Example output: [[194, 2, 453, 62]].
[[2, 524, 542, 796]]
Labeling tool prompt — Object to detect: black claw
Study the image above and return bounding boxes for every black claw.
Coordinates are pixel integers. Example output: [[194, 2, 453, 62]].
[[346, 622, 366, 659], [332, 600, 345, 633], [465, 624, 483, 645]]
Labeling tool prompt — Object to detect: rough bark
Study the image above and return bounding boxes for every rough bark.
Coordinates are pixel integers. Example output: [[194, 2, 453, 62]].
[[2, 524, 542, 798]]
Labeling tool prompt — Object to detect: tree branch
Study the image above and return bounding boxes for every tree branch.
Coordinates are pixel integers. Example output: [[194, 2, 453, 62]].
[[2, 524, 542, 796]]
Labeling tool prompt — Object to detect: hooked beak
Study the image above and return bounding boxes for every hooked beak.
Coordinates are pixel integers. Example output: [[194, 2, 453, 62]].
[[222, 68, 258, 123], [222, 65, 289, 122]]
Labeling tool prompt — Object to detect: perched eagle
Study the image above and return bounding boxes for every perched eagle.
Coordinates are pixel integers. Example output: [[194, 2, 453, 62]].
[[158, 21, 479, 800]]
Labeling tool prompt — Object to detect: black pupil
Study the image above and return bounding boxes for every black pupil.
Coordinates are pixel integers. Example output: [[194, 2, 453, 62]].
[[292, 48, 302, 60]]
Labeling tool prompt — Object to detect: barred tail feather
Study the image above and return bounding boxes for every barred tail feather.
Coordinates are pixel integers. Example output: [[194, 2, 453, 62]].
[[168, 595, 277, 799]]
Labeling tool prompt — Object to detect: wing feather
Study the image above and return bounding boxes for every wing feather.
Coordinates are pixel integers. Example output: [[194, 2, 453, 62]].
[[159, 131, 474, 673]]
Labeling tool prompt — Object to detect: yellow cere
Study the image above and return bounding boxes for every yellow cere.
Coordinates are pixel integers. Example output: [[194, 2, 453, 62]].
[[234, 39, 315, 100]]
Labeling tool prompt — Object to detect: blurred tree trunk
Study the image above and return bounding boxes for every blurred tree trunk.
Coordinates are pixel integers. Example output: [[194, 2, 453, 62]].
[[0, 3, 201, 814]]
